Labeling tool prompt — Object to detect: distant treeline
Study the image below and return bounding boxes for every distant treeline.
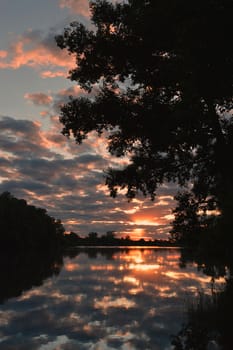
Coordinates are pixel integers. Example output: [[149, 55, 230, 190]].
[[64, 230, 175, 247]]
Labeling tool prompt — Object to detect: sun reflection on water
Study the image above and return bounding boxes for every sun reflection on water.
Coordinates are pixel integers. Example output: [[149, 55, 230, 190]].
[[0, 247, 227, 350], [94, 296, 136, 310]]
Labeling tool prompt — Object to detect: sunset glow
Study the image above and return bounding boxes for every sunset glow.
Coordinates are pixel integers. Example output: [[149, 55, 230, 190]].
[[0, 0, 176, 240], [94, 296, 136, 310], [65, 263, 80, 271], [132, 218, 160, 226]]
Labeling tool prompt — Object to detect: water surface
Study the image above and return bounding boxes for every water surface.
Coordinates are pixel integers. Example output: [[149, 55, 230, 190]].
[[0, 248, 226, 349]]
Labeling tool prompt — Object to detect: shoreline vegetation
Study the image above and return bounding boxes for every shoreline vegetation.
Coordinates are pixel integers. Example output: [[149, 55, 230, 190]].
[[63, 231, 177, 248]]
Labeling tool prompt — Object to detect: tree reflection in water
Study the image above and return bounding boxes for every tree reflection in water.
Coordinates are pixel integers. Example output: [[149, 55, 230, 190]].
[[172, 250, 233, 350], [0, 250, 64, 304]]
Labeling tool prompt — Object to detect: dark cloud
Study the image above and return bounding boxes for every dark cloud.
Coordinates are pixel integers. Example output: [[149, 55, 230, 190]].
[[0, 116, 54, 159], [0, 116, 38, 134], [0, 115, 175, 237], [0, 179, 50, 195]]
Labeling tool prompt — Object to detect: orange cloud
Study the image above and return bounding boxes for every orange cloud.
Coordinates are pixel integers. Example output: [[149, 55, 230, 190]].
[[38, 125, 68, 152], [40, 111, 50, 117], [128, 194, 175, 228], [131, 210, 169, 227], [131, 217, 160, 226], [0, 50, 7, 58], [41, 70, 68, 78], [0, 33, 75, 76]]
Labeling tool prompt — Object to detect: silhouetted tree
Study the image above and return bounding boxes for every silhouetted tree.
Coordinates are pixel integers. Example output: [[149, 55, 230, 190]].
[[100, 230, 118, 245], [56, 0, 233, 247], [88, 231, 98, 240], [105, 230, 116, 239], [0, 192, 65, 251], [64, 231, 83, 246], [170, 191, 214, 246]]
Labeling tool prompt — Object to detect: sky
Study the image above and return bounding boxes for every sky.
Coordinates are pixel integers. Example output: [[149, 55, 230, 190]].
[[0, 0, 177, 240]]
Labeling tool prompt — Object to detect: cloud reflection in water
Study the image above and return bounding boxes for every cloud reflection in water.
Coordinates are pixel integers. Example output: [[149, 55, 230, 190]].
[[0, 248, 221, 350]]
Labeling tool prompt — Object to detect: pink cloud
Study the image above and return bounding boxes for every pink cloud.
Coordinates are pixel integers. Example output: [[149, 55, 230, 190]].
[[24, 93, 53, 106], [39, 130, 67, 151], [40, 111, 50, 117], [59, 0, 90, 17], [0, 33, 75, 77], [41, 70, 68, 78], [0, 50, 7, 58]]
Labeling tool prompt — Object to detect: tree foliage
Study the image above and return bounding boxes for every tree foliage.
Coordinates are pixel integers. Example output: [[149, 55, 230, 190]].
[[56, 0, 233, 243], [0, 192, 65, 250]]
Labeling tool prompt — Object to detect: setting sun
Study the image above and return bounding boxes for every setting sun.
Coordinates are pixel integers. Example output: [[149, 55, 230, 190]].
[[132, 218, 160, 226]]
